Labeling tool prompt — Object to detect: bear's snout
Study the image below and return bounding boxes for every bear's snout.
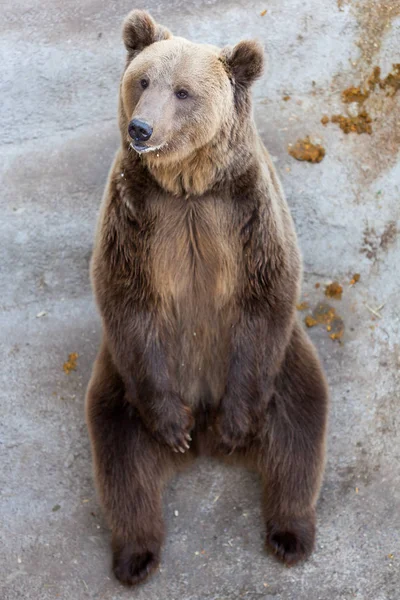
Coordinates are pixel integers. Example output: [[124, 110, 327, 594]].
[[128, 119, 153, 143]]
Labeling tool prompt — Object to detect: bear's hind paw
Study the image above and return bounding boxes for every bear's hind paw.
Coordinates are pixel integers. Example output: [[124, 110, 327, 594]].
[[113, 545, 160, 586], [265, 514, 316, 566]]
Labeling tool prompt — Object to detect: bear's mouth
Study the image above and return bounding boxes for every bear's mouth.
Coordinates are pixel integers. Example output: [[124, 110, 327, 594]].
[[130, 142, 164, 155]]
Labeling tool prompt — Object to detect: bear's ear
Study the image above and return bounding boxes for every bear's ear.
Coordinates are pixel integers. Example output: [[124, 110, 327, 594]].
[[122, 10, 171, 58], [221, 40, 264, 87]]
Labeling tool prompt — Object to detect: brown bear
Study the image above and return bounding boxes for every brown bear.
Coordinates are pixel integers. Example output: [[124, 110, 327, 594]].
[[85, 9, 328, 587]]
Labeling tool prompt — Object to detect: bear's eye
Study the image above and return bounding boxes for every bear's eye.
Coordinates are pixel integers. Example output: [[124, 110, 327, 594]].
[[176, 89, 189, 100], [140, 79, 149, 89]]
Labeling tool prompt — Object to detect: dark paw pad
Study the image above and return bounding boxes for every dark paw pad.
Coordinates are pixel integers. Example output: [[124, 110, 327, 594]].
[[113, 547, 159, 586], [271, 531, 299, 557], [266, 516, 315, 566]]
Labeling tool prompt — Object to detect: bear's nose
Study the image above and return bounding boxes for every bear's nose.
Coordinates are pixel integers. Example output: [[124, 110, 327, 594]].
[[128, 119, 153, 142]]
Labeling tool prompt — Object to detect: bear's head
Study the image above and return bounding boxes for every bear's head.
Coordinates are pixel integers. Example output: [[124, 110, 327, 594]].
[[119, 10, 264, 193]]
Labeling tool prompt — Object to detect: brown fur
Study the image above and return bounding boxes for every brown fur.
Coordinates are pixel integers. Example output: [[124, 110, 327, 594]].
[[85, 9, 328, 586]]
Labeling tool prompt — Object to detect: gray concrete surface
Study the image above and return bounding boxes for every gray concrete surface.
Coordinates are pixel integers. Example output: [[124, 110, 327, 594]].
[[1, 1, 399, 598]]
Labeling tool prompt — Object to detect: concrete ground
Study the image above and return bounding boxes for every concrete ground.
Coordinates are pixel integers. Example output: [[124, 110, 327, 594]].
[[1, 0, 399, 598]]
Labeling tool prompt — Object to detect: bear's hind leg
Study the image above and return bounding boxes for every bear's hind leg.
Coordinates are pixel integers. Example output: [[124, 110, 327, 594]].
[[85, 342, 188, 586], [261, 323, 328, 566]]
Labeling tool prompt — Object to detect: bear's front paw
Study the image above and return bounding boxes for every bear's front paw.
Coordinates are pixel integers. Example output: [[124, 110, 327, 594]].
[[215, 403, 251, 453], [152, 398, 194, 454], [113, 542, 160, 586], [265, 513, 316, 566]]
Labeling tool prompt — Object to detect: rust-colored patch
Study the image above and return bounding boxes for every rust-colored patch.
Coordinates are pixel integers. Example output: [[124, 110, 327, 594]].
[[341, 1, 400, 181], [329, 330, 344, 341], [323, 64, 399, 140], [315, 282, 320, 289], [356, 64, 400, 97], [288, 137, 325, 163], [366, 66, 382, 91], [304, 302, 345, 342], [325, 282, 343, 300], [330, 110, 372, 134], [260, 9, 267, 16], [305, 315, 318, 328], [381, 64, 400, 96], [283, 95, 291, 101], [296, 301, 310, 311], [341, 86, 369, 104], [349, 273, 361, 285], [63, 352, 78, 374]]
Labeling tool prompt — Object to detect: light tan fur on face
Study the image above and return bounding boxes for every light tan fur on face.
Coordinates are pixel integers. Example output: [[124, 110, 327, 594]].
[[120, 38, 236, 194]]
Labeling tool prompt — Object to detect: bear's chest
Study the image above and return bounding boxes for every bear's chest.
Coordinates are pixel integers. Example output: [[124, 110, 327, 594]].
[[148, 195, 241, 403], [149, 196, 239, 311]]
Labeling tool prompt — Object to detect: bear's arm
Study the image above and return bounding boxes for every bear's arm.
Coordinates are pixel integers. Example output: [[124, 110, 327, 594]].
[[217, 298, 296, 450], [217, 184, 300, 450], [90, 193, 194, 453]]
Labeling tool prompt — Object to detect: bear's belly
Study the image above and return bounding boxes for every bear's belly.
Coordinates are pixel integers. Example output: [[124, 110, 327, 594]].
[[172, 296, 236, 407], [150, 196, 240, 406]]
